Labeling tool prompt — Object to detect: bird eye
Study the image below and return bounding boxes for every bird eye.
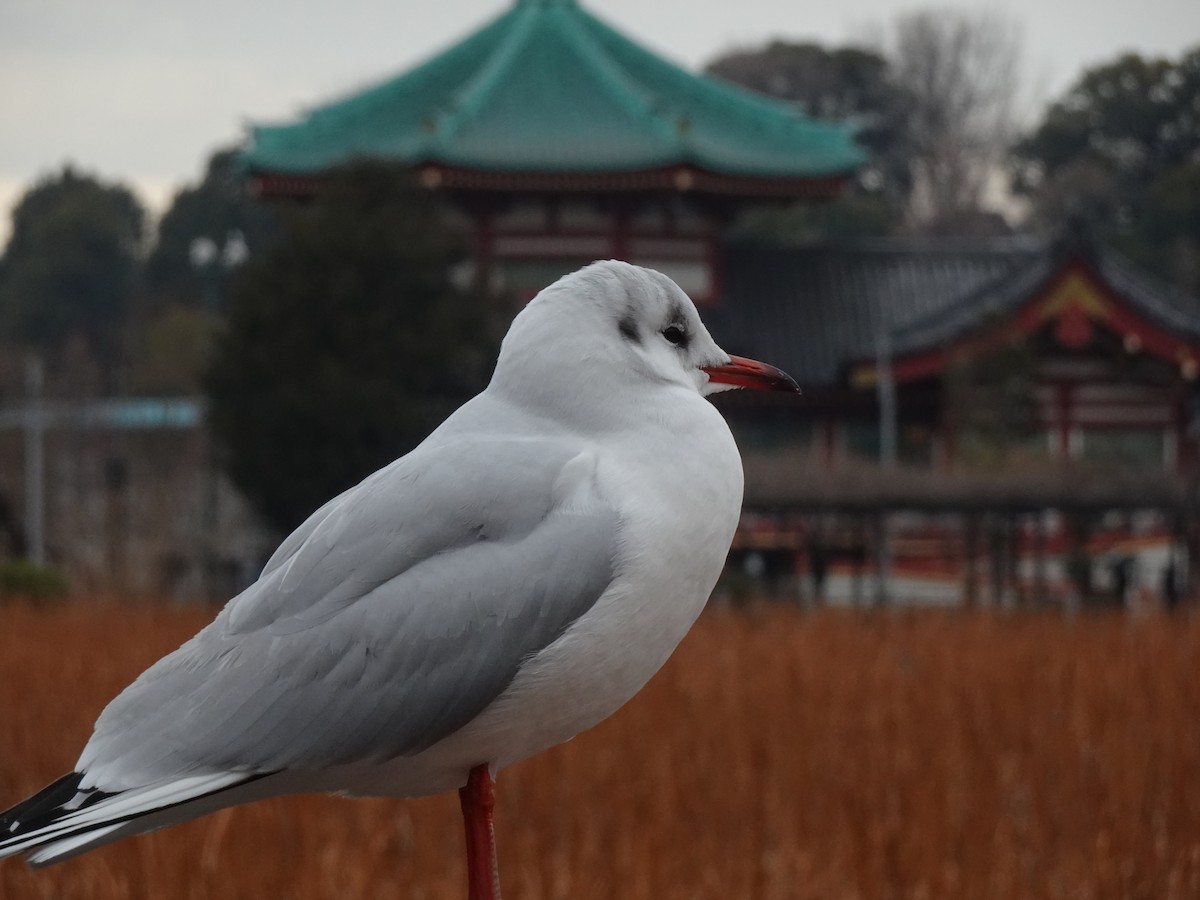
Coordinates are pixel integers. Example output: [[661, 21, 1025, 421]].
[[662, 325, 686, 346]]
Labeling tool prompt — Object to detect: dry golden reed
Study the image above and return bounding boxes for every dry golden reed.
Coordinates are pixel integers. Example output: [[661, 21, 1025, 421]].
[[2, 600, 1199, 900]]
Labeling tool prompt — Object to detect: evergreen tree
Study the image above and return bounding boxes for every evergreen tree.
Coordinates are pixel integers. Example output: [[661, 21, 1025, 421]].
[[0, 166, 144, 376], [205, 165, 510, 534]]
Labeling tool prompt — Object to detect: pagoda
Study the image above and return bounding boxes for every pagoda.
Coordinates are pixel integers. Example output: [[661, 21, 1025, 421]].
[[240, 0, 863, 301]]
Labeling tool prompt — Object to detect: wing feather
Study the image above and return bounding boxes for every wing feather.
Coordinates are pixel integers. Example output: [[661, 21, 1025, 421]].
[[78, 435, 619, 789]]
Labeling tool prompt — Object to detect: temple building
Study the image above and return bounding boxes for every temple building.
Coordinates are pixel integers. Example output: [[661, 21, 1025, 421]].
[[240, 0, 863, 303], [714, 229, 1200, 607], [716, 228, 1200, 473]]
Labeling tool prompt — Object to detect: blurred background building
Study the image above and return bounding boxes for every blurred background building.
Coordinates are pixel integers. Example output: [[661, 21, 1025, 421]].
[[240, 0, 863, 301], [1, 0, 1197, 607]]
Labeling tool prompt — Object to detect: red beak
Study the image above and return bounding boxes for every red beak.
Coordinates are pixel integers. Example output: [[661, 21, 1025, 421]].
[[702, 355, 800, 393]]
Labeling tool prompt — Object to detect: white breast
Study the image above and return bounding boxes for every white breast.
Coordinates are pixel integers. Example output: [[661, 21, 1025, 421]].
[[335, 393, 743, 798]]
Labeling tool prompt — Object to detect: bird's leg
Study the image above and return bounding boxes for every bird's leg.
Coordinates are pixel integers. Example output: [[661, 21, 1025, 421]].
[[459, 763, 502, 900]]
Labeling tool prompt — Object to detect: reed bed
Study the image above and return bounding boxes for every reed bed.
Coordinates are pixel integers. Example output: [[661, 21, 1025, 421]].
[[2, 600, 1199, 899]]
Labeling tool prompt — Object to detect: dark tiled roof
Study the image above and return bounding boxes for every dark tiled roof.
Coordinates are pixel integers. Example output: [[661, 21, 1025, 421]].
[[713, 236, 1046, 386], [1094, 250, 1200, 341], [712, 234, 1200, 387], [887, 253, 1058, 355]]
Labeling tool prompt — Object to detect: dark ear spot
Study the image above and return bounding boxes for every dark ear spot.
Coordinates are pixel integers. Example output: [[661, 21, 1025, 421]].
[[618, 315, 641, 344]]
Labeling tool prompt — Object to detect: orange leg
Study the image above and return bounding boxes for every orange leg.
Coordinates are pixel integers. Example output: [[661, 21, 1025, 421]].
[[459, 764, 501, 900]]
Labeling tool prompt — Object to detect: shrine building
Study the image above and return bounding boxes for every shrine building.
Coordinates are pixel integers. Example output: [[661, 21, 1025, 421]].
[[239, 0, 864, 303], [712, 229, 1200, 606], [715, 228, 1200, 478]]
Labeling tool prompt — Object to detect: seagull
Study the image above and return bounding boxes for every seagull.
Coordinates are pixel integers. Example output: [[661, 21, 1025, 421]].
[[0, 260, 797, 898]]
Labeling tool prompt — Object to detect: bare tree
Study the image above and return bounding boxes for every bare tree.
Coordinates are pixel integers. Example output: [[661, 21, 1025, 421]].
[[873, 8, 1025, 230]]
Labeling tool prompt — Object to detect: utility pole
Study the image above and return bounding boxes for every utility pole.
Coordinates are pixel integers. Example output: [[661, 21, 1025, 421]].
[[875, 310, 897, 605], [190, 231, 247, 599], [24, 354, 46, 567]]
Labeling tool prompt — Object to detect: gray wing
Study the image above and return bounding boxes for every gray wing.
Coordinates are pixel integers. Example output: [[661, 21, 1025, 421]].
[[79, 435, 619, 786]]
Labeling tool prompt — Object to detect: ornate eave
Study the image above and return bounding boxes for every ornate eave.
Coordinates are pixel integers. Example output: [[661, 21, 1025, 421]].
[[849, 256, 1200, 388], [248, 163, 851, 202]]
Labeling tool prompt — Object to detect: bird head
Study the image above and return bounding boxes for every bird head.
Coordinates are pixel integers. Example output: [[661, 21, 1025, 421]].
[[490, 261, 798, 422]]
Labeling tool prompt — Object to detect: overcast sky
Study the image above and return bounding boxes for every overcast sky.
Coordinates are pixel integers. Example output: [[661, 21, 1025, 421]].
[[1, 0, 1197, 239]]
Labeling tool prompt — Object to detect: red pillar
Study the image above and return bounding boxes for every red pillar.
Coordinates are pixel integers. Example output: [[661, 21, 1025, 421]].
[[822, 417, 837, 466], [612, 209, 630, 262], [706, 227, 723, 305], [474, 211, 494, 292], [1057, 382, 1073, 457], [1173, 395, 1189, 474], [941, 418, 956, 472]]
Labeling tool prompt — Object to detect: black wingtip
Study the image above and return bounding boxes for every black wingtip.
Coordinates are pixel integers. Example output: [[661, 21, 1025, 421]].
[[0, 773, 114, 846]]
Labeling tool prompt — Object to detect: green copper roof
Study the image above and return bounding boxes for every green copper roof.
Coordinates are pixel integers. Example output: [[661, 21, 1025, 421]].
[[242, 0, 864, 180]]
